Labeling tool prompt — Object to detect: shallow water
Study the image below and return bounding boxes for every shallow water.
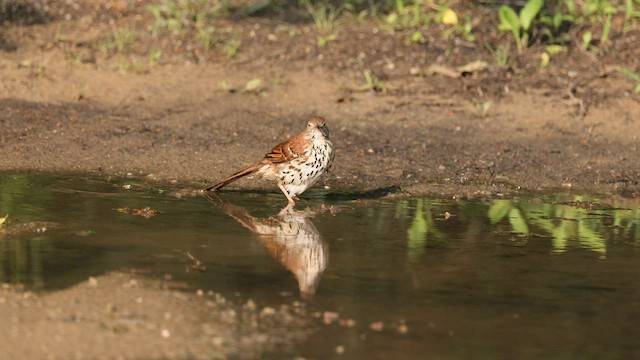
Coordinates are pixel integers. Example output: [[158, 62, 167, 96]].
[[2, 173, 640, 359]]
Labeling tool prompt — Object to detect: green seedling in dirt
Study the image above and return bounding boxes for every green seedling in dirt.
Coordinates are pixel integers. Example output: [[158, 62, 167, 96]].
[[485, 43, 510, 67], [498, 0, 543, 53], [615, 67, 640, 93], [405, 30, 425, 45], [95, 28, 136, 55], [360, 69, 385, 92], [443, 14, 475, 42], [0, 214, 7, 227], [582, 30, 593, 50], [384, 0, 433, 31], [474, 100, 492, 117], [540, 44, 567, 68], [197, 26, 217, 50], [244, 78, 264, 93], [624, 0, 640, 30], [218, 79, 235, 92], [222, 36, 241, 58], [602, 13, 613, 42], [149, 49, 162, 66], [300, 0, 342, 33], [148, 0, 228, 36], [317, 33, 337, 46]]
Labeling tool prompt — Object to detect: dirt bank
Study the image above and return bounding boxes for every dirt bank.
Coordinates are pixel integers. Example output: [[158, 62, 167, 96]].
[[0, 272, 309, 359], [0, 1, 638, 200]]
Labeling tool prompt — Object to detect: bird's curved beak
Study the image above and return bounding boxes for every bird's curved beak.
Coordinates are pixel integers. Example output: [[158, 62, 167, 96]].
[[319, 125, 329, 137]]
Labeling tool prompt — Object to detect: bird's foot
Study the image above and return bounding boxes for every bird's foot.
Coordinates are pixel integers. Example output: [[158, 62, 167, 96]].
[[278, 202, 296, 216]]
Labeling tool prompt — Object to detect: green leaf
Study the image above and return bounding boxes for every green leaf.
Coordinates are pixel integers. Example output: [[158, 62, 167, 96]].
[[602, 14, 612, 43], [540, 52, 550, 68], [615, 67, 640, 83], [581, 31, 593, 50], [0, 214, 7, 226], [508, 208, 529, 235], [552, 11, 563, 29], [488, 200, 512, 224], [498, 5, 520, 32], [545, 44, 567, 55], [407, 200, 428, 261], [520, 0, 543, 31], [244, 78, 262, 92]]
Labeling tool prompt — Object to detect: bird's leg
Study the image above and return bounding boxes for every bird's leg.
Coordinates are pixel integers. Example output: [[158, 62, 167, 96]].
[[278, 202, 296, 216], [277, 183, 296, 205]]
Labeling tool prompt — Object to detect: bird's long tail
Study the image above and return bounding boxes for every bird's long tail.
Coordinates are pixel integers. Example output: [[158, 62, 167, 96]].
[[203, 162, 263, 192]]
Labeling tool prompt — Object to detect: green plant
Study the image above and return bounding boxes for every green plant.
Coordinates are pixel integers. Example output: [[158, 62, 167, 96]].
[[243, 78, 264, 94], [148, 0, 228, 36], [149, 49, 162, 65], [540, 44, 567, 68], [300, 0, 342, 32], [615, 66, 640, 93], [95, 28, 136, 55], [443, 14, 475, 42], [360, 69, 385, 92], [222, 36, 241, 58], [485, 43, 510, 67], [498, 0, 543, 53], [317, 33, 337, 46], [383, 0, 432, 31], [624, 0, 640, 29], [197, 26, 217, 49]]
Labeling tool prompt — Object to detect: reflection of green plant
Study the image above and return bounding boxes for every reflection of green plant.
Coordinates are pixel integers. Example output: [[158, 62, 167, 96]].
[[404, 199, 446, 262], [485, 195, 640, 257], [488, 200, 529, 235], [498, 0, 543, 53], [611, 207, 640, 244]]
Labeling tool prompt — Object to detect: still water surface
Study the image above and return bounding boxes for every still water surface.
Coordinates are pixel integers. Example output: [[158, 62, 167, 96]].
[[2, 173, 640, 359]]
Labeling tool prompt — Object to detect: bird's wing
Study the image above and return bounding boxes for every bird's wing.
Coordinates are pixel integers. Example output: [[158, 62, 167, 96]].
[[263, 134, 307, 164]]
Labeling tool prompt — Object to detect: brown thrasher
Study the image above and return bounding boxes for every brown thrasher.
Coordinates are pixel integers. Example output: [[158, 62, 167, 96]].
[[203, 116, 335, 204]]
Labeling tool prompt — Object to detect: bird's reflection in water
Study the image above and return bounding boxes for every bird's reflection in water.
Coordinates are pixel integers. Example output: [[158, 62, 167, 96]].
[[204, 193, 328, 299]]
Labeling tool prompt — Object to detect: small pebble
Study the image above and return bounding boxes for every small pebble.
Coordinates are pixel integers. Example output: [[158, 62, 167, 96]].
[[339, 319, 356, 327], [370, 321, 384, 331], [323, 311, 339, 325]]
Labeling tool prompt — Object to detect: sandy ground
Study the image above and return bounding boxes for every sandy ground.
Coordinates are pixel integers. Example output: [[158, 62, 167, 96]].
[[0, 62, 638, 199], [0, 272, 309, 359]]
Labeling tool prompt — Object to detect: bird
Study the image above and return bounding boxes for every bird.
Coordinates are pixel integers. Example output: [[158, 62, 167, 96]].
[[203, 116, 335, 205]]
